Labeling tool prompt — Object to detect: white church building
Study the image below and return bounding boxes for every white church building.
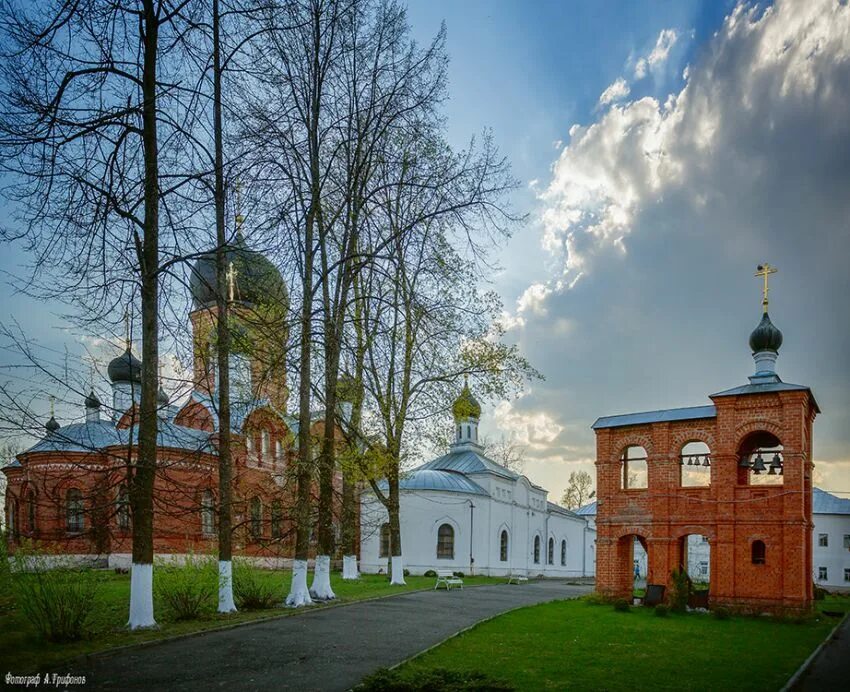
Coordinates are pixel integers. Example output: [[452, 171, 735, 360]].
[[360, 382, 596, 578]]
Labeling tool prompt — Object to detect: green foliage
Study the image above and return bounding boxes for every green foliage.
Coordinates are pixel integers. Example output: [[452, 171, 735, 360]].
[[668, 568, 690, 613], [403, 568, 410, 577], [359, 667, 515, 691], [154, 555, 216, 621], [713, 607, 731, 621], [423, 570, 437, 578], [454, 572, 465, 579], [232, 560, 279, 610], [583, 592, 613, 606], [10, 545, 103, 643], [613, 598, 631, 612], [654, 604, 669, 618]]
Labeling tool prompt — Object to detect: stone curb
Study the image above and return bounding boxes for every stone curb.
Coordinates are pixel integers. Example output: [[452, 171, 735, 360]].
[[780, 612, 849, 691]]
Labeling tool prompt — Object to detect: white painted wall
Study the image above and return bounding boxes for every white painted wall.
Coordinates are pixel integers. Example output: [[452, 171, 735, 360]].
[[813, 513, 850, 590]]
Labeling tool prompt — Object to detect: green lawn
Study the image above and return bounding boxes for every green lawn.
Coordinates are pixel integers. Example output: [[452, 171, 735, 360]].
[[0, 569, 504, 673], [391, 596, 850, 692]]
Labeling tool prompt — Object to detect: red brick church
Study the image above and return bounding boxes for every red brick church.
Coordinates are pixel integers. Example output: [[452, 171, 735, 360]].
[[593, 266, 818, 613], [3, 233, 347, 566]]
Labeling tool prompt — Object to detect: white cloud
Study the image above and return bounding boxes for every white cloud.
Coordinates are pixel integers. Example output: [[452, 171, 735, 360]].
[[634, 28, 679, 79], [492, 400, 563, 449], [516, 282, 552, 316], [598, 77, 630, 106]]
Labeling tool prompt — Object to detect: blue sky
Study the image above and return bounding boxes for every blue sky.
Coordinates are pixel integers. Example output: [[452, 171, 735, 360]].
[[1, 0, 849, 501]]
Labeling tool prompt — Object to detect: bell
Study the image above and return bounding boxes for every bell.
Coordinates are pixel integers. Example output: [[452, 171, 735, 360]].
[[739, 455, 751, 468], [703, 455, 711, 467], [688, 456, 695, 466], [679, 456, 685, 466], [770, 453, 783, 475], [751, 453, 766, 474]]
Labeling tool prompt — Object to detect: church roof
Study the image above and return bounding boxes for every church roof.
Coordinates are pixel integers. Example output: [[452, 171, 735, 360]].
[[124, 420, 214, 453], [547, 501, 582, 519], [710, 381, 819, 411], [592, 405, 717, 430], [380, 468, 489, 496], [575, 501, 598, 516], [420, 447, 521, 481], [813, 488, 850, 515]]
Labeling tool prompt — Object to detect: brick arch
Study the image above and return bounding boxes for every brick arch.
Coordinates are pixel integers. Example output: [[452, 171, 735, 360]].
[[614, 526, 653, 541], [672, 526, 715, 542], [734, 420, 785, 448], [670, 429, 716, 456], [614, 435, 653, 460]]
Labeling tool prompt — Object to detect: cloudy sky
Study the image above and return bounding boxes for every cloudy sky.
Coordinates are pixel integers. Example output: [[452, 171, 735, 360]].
[[1, 0, 848, 502], [405, 0, 850, 500]]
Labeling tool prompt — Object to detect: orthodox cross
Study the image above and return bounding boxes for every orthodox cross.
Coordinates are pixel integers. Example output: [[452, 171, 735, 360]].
[[227, 260, 238, 303], [49, 394, 55, 417], [235, 180, 244, 233], [123, 309, 131, 349], [754, 263, 777, 312]]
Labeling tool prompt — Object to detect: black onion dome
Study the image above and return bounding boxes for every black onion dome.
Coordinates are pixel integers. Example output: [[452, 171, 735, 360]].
[[189, 234, 288, 310], [45, 416, 60, 433], [108, 348, 142, 383], [85, 390, 101, 409], [749, 312, 783, 353]]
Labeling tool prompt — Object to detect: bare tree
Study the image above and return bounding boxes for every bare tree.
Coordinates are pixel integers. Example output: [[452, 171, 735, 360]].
[[481, 435, 527, 474], [561, 470, 595, 510]]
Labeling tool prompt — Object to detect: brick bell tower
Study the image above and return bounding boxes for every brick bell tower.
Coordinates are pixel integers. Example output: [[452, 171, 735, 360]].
[[592, 264, 818, 614]]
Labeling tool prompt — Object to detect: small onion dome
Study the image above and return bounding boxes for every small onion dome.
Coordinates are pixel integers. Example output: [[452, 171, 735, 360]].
[[85, 390, 101, 409], [108, 347, 142, 383], [452, 379, 481, 421], [189, 234, 289, 310], [157, 386, 169, 406], [749, 312, 783, 353], [45, 415, 60, 433], [337, 371, 358, 404]]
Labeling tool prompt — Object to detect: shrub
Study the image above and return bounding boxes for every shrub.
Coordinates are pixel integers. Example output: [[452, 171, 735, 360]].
[[654, 604, 669, 618], [423, 569, 437, 578], [453, 572, 465, 579], [403, 568, 410, 577], [10, 545, 103, 643], [713, 606, 731, 621], [668, 568, 690, 613], [613, 598, 631, 612], [233, 560, 278, 610], [584, 592, 612, 606], [359, 667, 515, 691], [155, 555, 216, 621], [814, 586, 827, 601]]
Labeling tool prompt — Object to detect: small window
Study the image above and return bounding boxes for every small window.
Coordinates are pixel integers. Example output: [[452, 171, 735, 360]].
[[621, 446, 648, 490], [246, 435, 255, 454], [201, 490, 215, 536], [500, 530, 509, 562], [270, 500, 283, 539], [560, 540, 567, 566], [547, 537, 554, 565], [699, 561, 708, 576], [818, 566, 828, 581], [275, 439, 284, 462], [379, 523, 390, 558], [818, 533, 828, 547], [66, 488, 84, 533], [117, 485, 131, 531], [261, 431, 270, 456], [844, 568, 850, 583], [26, 491, 36, 533], [437, 523, 454, 559], [250, 497, 262, 540], [533, 535, 541, 564], [751, 540, 766, 565], [7, 498, 17, 540], [844, 535, 850, 550]]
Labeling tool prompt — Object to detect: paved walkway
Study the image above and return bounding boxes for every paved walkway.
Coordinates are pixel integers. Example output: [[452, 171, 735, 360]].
[[793, 613, 850, 691], [76, 581, 590, 691]]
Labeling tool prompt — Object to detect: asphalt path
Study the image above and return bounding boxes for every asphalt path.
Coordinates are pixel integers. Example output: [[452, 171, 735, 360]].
[[793, 613, 850, 691], [74, 580, 591, 691]]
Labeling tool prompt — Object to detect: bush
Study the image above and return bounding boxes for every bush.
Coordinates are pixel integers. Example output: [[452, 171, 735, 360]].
[[668, 568, 690, 613], [423, 570, 437, 578], [613, 598, 631, 612], [654, 604, 669, 617], [453, 572, 465, 579], [233, 560, 278, 610], [814, 586, 828, 601], [584, 592, 612, 606], [10, 544, 103, 643], [155, 555, 216, 621], [713, 606, 731, 621], [403, 568, 410, 577], [359, 667, 514, 691]]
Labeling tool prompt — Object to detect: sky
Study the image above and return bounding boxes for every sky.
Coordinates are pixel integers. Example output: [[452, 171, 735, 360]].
[[1, 0, 849, 503]]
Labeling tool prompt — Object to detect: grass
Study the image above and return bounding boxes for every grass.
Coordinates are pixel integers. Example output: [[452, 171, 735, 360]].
[[393, 595, 850, 692], [0, 569, 504, 673]]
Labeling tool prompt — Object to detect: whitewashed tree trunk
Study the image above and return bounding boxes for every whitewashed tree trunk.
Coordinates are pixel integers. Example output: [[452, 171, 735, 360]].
[[342, 554, 359, 580], [390, 555, 406, 585], [218, 560, 237, 613], [127, 563, 156, 629], [310, 554, 336, 599], [286, 559, 313, 607]]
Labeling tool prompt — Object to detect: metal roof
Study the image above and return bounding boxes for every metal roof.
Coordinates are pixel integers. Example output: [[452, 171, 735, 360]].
[[592, 405, 717, 430], [575, 500, 598, 516], [710, 381, 819, 412], [125, 420, 213, 453], [378, 468, 489, 497], [813, 488, 850, 515], [24, 421, 125, 454], [420, 447, 520, 481], [547, 501, 582, 519]]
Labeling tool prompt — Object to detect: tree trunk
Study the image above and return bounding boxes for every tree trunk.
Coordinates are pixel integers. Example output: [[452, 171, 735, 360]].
[[387, 466, 405, 585], [128, 0, 159, 630]]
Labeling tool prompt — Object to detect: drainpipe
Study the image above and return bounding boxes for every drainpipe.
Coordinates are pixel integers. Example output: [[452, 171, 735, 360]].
[[469, 500, 475, 576], [582, 522, 587, 578]]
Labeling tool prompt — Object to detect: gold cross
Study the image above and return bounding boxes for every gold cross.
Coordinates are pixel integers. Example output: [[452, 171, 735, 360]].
[[227, 261, 238, 303], [754, 263, 777, 312]]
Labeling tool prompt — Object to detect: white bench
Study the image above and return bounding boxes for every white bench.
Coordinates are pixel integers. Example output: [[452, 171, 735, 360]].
[[507, 573, 529, 585], [435, 569, 464, 590]]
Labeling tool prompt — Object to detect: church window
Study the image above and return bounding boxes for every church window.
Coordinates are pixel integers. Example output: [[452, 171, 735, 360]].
[[533, 535, 541, 564], [457, 426, 461, 440], [379, 523, 390, 558], [261, 431, 270, 458], [437, 523, 454, 560], [751, 540, 766, 565], [547, 537, 554, 565], [270, 500, 283, 539], [275, 439, 284, 464], [699, 561, 708, 577], [117, 485, 131, 531], [66, 488, 84, 533], [26, 491, 36, 533], [844, 568, 850, 583], [500, 530, 509, 562], [201, 490, 215, 536], [246, 434, 255, 455], [465, 425, 470, 439], [621, 446, 648, 489], [680, 441, 711, 488], [250, 497, 262, 540], [8, 498, 17, 541], [818, 533, 828, 547], [818, 566, 828, 581], [561, 540, 567, 566], [844, 535, 850, 550]]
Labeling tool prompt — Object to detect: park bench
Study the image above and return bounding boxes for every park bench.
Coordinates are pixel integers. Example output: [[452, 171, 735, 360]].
[[507, 572, 529, 585], [435, 569, 464, 590]]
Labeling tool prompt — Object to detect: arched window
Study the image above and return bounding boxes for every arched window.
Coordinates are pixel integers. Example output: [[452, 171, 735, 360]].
[[437, 523, 454, 559], [547, 537, 554, 565], [379, 523, 390, 558], [26, 491, 36, 533], [66, 488, 84, 532], [201, 490, 215, 536], [8, 498, 17, 540], [752, 540, 766, 565], [533, 535, 541, 564], [117, 485, 131, 531], [250, 497, 262, 540], [271, 500, 283, 539], [680, 441, 711, 488], [738, 431, 784, 487], [500, 530, 509, 562], [621, 446, 648, 489], [561, 540, 567, 566]]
